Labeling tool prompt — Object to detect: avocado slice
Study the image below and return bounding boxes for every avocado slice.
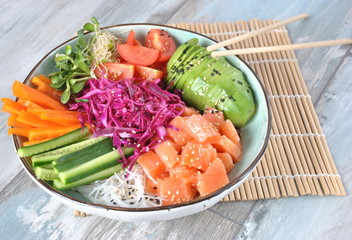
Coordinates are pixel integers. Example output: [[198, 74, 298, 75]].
[[166, 39, 256, 127]]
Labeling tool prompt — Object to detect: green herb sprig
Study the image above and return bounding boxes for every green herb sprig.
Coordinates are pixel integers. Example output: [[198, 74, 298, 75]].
[[49, 17, 100, 104]]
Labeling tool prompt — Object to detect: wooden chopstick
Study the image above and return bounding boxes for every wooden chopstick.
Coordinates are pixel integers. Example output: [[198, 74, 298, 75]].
[[206, 13, 309, 52], [211, 38, 352, 57]]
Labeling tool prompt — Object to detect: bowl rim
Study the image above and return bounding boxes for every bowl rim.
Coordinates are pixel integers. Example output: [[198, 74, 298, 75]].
[[15, 22, 272, 212]]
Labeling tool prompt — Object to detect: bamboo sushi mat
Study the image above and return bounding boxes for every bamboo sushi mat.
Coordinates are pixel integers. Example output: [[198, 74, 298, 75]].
[[168, 19, 346, 201]]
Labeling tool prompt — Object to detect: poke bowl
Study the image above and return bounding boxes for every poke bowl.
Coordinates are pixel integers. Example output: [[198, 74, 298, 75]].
[[11, 21, 271, 222]]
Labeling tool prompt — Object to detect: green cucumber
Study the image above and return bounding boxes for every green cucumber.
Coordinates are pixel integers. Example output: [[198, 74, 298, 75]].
[[53, 137, 114, 172], [31, 136, 108, 167], [35, 165, 58, 181], [58, 147, 134, 184], [17, 127, 91, 157], [53, 164, 123, 190]]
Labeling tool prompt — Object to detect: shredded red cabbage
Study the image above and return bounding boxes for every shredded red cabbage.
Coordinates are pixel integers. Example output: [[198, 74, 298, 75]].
[[70, 77, 184, 170]]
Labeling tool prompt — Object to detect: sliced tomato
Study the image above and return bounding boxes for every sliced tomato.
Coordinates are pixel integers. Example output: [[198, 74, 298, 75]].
[[94, 62, 135, 81], [134, 65, 163, 81], [149, 62, 167, 78], [117, 44, 159, 66], [146, 29, 177, 62], [126, 30, 135, 45], [133, 39, 142, 46]]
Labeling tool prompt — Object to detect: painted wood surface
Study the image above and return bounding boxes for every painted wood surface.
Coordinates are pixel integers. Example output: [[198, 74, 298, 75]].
[[0, 0, 351, 239]]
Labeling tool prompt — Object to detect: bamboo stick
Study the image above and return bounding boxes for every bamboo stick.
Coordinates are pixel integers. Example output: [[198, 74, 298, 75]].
[[211, 38, 352, 57], [207, 13, 309, 51]]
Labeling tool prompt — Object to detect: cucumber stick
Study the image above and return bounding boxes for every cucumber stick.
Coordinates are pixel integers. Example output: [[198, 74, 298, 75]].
[[53, 137, 114, 172], [53, 164, 123, 190], [58, 147, 134, 184], [17, 127, 91, 157], [31, 136, 108, 167], [35, 165, 58, 181]]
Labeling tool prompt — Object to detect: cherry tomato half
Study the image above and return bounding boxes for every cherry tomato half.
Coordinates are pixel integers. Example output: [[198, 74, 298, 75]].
[[134, 65, 163, 81], [94, 62, 135, 81], [126, 30, 136, 45], [117, 44, 159, 66], [146, 29, 177, 63]]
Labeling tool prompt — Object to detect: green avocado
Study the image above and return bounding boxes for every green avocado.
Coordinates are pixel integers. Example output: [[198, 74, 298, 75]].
[[166, 38, 255, 127]]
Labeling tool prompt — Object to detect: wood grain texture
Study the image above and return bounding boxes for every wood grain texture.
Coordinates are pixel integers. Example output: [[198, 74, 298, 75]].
[[0, 0, 351, 239]]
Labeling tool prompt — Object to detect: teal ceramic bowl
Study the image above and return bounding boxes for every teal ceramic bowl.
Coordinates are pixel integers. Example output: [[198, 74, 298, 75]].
[[14, 23, 271, 222]]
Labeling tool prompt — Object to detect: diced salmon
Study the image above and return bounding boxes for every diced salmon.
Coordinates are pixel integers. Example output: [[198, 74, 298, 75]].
[[157, 177, 195, 205], [211, 135, 242, 162], [145, 176, 158, 194], [218, 119, 240, 144], [167, 116, 193, 149], [203, 106, 225, 128], [181, 106, 201, 117], [137, 151, 167, 180], [181, 142, 217, 171], [169, 166, 197, 187], [217, 152, 234, 173], [183, 114, 220, 143], [154, 140, 180, 168], [197, 158, 229, 196]]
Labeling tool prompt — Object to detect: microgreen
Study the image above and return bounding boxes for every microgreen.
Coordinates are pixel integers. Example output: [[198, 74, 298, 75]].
[[49, 17, 101, 104]]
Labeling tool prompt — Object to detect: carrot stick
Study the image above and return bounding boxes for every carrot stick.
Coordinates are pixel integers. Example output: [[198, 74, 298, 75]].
[[1, 98, 27, 111], [12, 80, 67, 110], [8, 128, 30, 138], [7, 114, 33, 128], [17, 99, 43, 109], [27, 108, 80, 125], [38, 74, 52, 84], [28, 125, 81, 140], [23, 138, 55, 146], [16, 110, 62, 128], [1, 104, 22, 115], [37, 85, 62, 101], [31, 76, 62, 101]]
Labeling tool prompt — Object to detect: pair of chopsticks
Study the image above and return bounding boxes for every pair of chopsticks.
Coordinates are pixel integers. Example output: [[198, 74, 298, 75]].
[[208, 13, 352, 57]]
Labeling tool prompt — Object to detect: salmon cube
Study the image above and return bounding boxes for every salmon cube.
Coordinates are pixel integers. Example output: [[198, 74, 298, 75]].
[[137, 151, 167, 180], [197, 158, 229, 196], [181, 106, 201, 117], [167, 116, 193, 148], [218, 119, 240, 144], [203, 106, 225, 128], [181, 142, 217, 171], [154, 140, 180, 168], [217, 152, 234, 173], [184, 115, 220, 143], [169, 166, 197, 187], [211, 135, 242, 162], [145, 176, 158, 194], [157, 177, 195, 205]]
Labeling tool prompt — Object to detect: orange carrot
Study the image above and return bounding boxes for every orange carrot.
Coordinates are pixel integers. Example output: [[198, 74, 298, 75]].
[[31, 76, 62, 101], [17, 99, 43, 109], [1, 98, 27, 112], [23, 138, 55, 146], [28, 125, 82, 140], [1, 104, 21, 115], [7, 114, 33, 128], [8, 128, 30, 138], [27, 108, 80, 125], [16, 110, 61, 128], [37, 85, 62, 101], [12, 80, 67, 110], [38, 74, 52, 84]]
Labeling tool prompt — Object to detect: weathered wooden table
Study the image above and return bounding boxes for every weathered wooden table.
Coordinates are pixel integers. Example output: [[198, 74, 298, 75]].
[[1, 1, 351, 239]]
